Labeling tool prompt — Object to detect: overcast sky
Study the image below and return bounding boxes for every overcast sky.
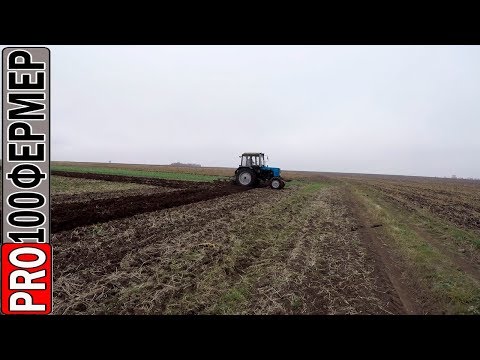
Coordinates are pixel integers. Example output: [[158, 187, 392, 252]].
[[18, 45, 480, 177]]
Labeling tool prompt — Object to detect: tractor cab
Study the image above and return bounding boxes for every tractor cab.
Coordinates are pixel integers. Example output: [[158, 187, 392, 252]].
[[240, 153, 265, 168], [235, 152, 285, 189]]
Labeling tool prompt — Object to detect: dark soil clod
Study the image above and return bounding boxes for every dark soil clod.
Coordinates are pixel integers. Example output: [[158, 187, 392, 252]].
[[351, 225, 364, 231]]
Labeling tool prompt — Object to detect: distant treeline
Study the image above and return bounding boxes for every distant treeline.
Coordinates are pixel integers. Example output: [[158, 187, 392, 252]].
[[170, 162, 201, 167]]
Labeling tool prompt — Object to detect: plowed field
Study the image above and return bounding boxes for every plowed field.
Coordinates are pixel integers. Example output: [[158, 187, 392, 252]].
[[49, 166, 480, 315]]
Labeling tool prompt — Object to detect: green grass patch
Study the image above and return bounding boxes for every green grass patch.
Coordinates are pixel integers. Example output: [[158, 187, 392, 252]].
[[285, 179, 330, 191], [215, 284, 250, 314], [300, 181, 330, 193], [52, 165, 225, 182], [418, 215, 480, 250], [284, 179, 304, 188], [51, 175, 152, 194]]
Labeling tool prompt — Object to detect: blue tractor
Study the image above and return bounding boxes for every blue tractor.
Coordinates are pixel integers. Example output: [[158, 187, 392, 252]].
[[235, 152, 285, 189]]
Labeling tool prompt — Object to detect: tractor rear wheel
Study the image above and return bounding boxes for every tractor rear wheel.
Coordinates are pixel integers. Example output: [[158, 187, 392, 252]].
[[270, 177, 282, 189], [236, 169, 256, 187]]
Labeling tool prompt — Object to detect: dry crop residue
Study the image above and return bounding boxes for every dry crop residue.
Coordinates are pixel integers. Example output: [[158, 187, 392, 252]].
[[52, 182, 403, 314]]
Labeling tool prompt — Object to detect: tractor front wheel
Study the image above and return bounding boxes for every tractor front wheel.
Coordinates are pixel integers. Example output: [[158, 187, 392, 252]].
[[270, 177, 283, 189]]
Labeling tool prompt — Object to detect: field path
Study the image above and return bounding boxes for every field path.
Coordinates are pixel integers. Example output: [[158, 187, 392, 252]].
[[235, 183, 405, 314], [344, 188, 420, 314], [346, 180, 480, 314]]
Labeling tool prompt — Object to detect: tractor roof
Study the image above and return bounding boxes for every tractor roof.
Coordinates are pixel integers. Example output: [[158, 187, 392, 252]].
[[242, 152, 264, 156]]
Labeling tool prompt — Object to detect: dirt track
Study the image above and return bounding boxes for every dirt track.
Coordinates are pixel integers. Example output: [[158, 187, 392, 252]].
[[344, 190, 422, 314]]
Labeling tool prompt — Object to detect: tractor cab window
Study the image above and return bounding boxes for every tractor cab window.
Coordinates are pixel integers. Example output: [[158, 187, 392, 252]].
[[241, 154, 264, 167], [254, 155, 264, 167]]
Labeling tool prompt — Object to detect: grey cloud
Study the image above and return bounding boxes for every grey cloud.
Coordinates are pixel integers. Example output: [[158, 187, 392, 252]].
[[7, 45, 479, 177]]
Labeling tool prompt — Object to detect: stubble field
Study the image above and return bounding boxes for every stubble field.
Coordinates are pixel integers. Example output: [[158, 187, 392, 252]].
[[49, 162, 480, 314]]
